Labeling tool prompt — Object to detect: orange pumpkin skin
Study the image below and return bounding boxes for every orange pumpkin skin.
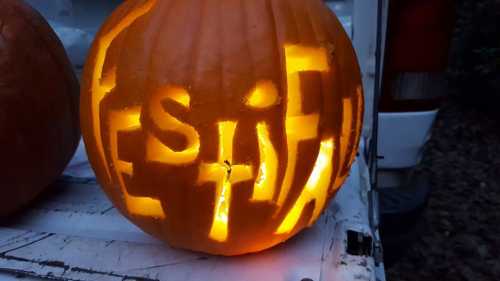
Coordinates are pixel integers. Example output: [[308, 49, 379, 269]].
[[81, 0, 363, 255], [0, 0, 80, 217]]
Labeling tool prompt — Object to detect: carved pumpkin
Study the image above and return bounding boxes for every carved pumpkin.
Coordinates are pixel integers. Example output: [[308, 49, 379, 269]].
[[81, 0, 363, 255], [0, 0, 80, 216]]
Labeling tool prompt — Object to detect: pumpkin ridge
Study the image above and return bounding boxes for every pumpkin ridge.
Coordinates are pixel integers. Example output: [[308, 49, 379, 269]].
[[147, 0, 173, 87], [289, 0, 316, 45], [218, 0, 227, 105], [241, 0, 258, 88], [268, 0, 305, 214], [312, 4, 343, 181], [183, 0, 209, 247], [186, 0, 207, 89], [103, 0, 160, 187], [267, 0, 288, 205], [264, 0, 289, 206], [315, 0, 338, 43], [305, 0, 328, 46]]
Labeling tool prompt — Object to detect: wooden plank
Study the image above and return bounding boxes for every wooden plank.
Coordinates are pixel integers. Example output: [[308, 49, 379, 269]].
[[5, 208, 159, 245], [32, 182, 113, 215], [0, 229, 50, 253], [0, 156, 378, 281], [0, 214, 333, 281], [0, 272, 43, 281]]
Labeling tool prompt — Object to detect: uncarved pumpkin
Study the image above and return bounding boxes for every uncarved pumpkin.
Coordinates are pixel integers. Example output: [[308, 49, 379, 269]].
[[81, 0, 363, 255], [0, 0, 80, 216]]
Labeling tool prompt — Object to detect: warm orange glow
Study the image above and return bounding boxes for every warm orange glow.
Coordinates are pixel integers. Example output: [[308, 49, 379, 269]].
[[284, 45, 329, 116], [286, 115, 320, 139], [198, 121, 253, 242], [245, 80, 279, 109], [90, 0, 156, 180], [251, 122, 278, 202], [336, 98, 353, 187], [144, 86, 200, 165], [333, 86, 363, 190], [108, 108, 165, 218], [276, 45, 329, 208], [168, 87, 191, 108], [276, 138, 334, 234]]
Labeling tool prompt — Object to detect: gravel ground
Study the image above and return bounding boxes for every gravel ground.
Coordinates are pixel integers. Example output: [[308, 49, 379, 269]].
[[386, 99, 500, 280]]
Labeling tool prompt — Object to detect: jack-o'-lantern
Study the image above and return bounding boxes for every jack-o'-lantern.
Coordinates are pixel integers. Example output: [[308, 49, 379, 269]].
[[0, 0, 80, 216], [81, 0, 363, 255]]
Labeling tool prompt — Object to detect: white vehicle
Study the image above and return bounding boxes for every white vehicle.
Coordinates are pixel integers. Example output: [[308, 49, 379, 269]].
[[376, 0, 454, 264], [0, 1, 389, 280]]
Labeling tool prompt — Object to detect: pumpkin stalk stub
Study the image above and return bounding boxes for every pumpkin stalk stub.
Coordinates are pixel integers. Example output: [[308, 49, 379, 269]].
[[81, 0, 363, 255]]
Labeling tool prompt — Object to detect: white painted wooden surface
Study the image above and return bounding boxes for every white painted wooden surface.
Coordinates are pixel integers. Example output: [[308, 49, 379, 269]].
[[0, 158, 381, 281]]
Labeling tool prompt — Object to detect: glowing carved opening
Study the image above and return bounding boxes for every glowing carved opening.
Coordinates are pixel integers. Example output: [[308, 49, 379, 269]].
[[276, 138, 335, 234], [251, 122, 278, 202], [276, 45, 330, 208], [145, 86, 200, 165], [168, 87, 191, 108], [90, 0, 156, 180], [245, 80, 279, 109], [334, 86, 363, 190], [333, 97, 353, 190], [108, 108, 165, 218], [198, 121, 253, 242]]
